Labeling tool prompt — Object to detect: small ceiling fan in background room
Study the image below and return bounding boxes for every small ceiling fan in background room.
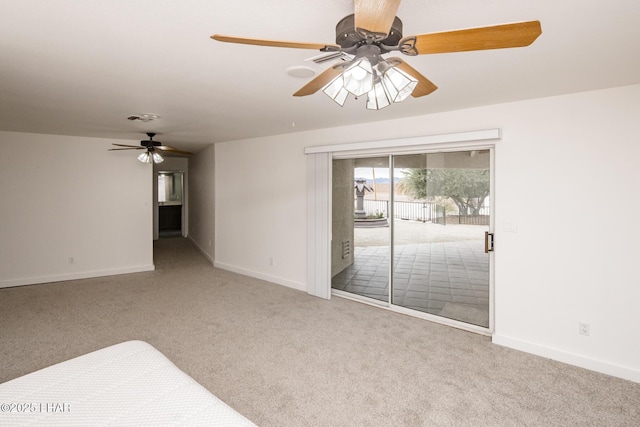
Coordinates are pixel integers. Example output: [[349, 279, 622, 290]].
[[108, 133, 192, 164], [211, 0, 542, 110]]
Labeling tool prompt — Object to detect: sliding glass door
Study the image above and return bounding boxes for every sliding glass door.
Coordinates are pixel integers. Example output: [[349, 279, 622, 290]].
[[331, 149, 492, 330], [331, 157, 390, 303], [392, 152, 490, 327]]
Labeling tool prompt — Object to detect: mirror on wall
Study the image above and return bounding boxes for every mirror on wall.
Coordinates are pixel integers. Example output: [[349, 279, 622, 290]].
[[158, 172, 183, 205]]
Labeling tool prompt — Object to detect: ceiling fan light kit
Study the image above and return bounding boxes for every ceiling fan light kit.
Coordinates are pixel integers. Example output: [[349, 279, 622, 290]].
[[322, 55, 418, 110], [108, 132, 192, 163], [211, 0, 542, 110], [137, 151, 164, 164]]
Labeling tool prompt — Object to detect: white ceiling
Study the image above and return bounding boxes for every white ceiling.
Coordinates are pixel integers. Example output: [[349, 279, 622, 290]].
[[1, 0, 639, 152]]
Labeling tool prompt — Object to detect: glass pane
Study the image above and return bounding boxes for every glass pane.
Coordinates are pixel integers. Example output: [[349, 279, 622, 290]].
[[331, 157, 390, 303], [392, 151, 490, 327]]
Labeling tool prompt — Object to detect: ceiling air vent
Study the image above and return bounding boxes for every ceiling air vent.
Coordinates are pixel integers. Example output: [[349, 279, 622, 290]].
[[127, 113, 161, 122], [306, 51, 353, 68]]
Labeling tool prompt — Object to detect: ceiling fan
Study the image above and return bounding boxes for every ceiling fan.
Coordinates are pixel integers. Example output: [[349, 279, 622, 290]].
[[211, 0, 541, 110], [108, 133, 192, 164]]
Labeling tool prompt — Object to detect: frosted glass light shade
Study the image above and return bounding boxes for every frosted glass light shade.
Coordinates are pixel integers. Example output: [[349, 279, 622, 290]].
[[366, 80, 391, 110], [137, 151, 164, 164], [382, 66, 418, 103], [152, 152, 164, 163], [322, 74, 349, 107], [342, 59, 374, 96]]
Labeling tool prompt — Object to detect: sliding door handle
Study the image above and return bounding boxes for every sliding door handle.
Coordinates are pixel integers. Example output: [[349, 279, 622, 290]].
[[485, 232, 495, 253]]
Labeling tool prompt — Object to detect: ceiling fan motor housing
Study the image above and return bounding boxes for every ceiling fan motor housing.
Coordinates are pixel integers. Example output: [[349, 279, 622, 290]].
[[336, 14, 403, 48], [140, 132, 161, 148], [141, 141, 161, 148]]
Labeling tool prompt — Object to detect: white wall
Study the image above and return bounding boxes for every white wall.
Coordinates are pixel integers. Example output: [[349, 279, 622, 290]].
[[212, 84, 640, 382], [0, 132, 154, 287], [214, 137, 308, 291], [188, 144, 215, 262]]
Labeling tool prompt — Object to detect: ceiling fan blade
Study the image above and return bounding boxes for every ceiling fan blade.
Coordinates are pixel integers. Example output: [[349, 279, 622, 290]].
[[108, 147, 144, 151], [211, 34, 339, 51], [392, 59, 438, 98], [111, 143, 142, 148], [354, 0, 401, 36], [157, 146, 193, 155], [293, 65, 344, 97], [404, 20, 542, 55]]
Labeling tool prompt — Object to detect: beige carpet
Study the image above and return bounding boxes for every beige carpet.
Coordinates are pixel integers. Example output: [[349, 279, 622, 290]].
[[1, 238, 639, 426], [438, 302, 488, 326]]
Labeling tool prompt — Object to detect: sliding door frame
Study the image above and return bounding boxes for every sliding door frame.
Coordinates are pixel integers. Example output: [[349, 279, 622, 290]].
[[306, 129, 500, 335]]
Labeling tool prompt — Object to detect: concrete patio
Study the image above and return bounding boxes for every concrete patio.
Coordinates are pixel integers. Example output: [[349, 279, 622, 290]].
[[332, 221, 490, 327]]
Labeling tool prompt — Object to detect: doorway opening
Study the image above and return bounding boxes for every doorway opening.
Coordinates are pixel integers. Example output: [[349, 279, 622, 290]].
[[158, 171, 184, 238], [331, 150, 492, 329]]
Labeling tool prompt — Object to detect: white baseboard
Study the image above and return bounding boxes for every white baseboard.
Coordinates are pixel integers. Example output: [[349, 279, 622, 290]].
[[0, 264, 155, 289], [186, 237, 306, 293], [188, 237, 215, 265], [213, 261, 307, 293], [493, 333, 640, 383]]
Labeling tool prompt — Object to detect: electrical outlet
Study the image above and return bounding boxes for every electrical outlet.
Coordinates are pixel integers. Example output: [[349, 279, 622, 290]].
[[578, 322, 590, 336], [269, 257, 274, 266]]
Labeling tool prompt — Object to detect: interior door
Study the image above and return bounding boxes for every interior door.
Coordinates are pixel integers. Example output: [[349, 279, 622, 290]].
[[391, 151, 491, 327]]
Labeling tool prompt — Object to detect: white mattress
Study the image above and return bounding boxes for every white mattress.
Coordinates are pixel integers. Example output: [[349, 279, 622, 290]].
[[0, 340, 257, 426]]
